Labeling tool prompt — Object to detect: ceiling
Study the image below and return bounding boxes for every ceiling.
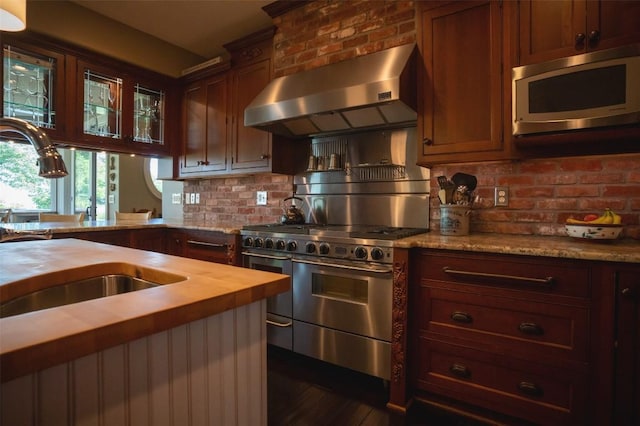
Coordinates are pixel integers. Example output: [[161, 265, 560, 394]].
[[71, 0, 274, 60]]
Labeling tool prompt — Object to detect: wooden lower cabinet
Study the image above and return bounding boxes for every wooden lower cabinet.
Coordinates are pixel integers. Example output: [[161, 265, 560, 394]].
[[409, 249, 594, 425], [56, 228, 239, 266], [173, 229, 240, 266]]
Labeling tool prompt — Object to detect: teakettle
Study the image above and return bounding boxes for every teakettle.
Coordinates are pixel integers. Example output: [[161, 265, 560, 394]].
[[281, 196, 305, 225]]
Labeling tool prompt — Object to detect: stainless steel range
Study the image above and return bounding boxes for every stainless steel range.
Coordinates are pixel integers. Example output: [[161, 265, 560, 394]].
[[241, 127, 429, 380]]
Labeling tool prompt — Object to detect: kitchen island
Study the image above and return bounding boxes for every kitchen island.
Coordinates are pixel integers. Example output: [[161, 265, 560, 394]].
[[0, 238, 289, 425]]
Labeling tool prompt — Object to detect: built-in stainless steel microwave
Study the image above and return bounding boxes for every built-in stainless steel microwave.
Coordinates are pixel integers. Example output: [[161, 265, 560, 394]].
[[512, 44, 640, 136]]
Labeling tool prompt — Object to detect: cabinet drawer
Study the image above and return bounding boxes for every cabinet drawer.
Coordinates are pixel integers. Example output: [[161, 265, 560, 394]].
[[414, 250, 591, 299], [419, 286, 590, 363], [416, 339, 588, 425]]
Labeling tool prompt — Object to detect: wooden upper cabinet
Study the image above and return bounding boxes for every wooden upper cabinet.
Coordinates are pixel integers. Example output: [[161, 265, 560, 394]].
[[1, 38, 68, 141], [230, 58, 271, 172], [417, 1, 515, 166], [75, 59, 173, 156], [180, 72, 229, 175], [178, 27, 309, 178], [519, 0, 640, 65]]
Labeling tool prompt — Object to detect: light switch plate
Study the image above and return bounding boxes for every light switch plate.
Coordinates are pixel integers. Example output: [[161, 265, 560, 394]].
[[257, 191, 267, 205], [172, 193, 182, 205], [190, 193, 196, 204], [195, 193, 200, 204]]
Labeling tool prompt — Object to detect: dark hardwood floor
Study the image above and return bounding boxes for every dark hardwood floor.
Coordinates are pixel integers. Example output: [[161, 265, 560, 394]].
[[267, 346, 490, 426]]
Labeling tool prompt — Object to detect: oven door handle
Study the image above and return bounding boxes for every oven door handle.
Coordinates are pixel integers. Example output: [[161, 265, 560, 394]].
[[242, 251, 291, 261], [292, 258, 392, 274], [266, 319, 293, 328]]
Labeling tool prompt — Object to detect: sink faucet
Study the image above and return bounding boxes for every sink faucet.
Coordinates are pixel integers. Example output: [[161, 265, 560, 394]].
[[0, 117, 68, 178]]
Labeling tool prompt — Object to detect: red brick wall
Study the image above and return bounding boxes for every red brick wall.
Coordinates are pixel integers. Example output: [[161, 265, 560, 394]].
[[432, 153, 640, 239], [272, 0, 416, 77], [184, 1, 639, 240], [183, 174, 294, 225]]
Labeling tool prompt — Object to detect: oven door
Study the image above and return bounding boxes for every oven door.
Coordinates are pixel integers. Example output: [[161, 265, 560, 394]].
[[243, 251, 293, 349], [292, 258, 392, 341]]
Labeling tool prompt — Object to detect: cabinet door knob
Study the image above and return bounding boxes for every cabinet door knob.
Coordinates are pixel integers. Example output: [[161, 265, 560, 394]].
[[260, 154, 269, 160], [588, 29, 600, 47], [621, 287, 636, 300], [518, 381, 543, 397], [449, 363, 471, 379], [423, 138, 433, 146], [518, 322, 544, 336], [575, 32, 586, 48]]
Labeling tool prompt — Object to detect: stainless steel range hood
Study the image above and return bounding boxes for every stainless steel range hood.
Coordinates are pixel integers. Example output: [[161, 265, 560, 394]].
[[244, 43, 417, 138]]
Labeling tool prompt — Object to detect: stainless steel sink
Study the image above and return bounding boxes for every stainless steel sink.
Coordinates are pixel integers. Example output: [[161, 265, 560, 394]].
[[1, 274, 162, 318]]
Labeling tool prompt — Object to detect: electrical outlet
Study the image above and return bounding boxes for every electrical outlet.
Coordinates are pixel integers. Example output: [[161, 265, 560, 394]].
[[256, 191, 267, 205], [172, 193, 182, 205], [195, 193, 200, 204], [494, 186, 509, 207], [184, 193, 191, 204], [190, 193, 196, 204]]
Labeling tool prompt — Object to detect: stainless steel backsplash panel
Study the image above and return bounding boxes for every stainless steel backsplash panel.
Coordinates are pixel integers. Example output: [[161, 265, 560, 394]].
[[294, 127, 430, 229]]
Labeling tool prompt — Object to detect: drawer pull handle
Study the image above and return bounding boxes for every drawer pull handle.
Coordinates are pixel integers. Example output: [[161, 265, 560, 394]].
[[442, 267, 555, 288], [449, 364, 471, 379], [518, 322, 544, 336], [266, 319, 292, 328], [187, 240, 226, 248], [518, 381, 543, 397], [451, 311, 473, 324]]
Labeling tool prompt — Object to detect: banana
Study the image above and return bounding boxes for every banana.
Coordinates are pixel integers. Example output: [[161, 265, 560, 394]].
[[566, 217, 589, 224], [588, 210, 612, 224], [610, 209, 622, 225], [567, 209, 621, 225]]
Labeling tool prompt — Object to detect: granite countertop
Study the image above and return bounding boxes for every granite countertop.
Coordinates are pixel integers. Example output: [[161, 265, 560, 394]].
[[396, 232, 640, 264], [3, 220, 638, 263], [0, 238, 289, 382], [1, 218, 244, 235]]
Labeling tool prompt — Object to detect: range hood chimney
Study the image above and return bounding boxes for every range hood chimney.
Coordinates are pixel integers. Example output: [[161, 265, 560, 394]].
[[244, 43, 417, 138]]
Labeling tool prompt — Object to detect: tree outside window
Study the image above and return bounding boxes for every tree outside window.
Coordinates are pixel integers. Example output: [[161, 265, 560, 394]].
[[0, 142, 53, 210]]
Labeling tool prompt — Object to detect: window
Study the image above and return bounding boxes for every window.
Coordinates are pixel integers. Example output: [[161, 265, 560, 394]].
[[0, 141, 55, 210], [144, 157, 162, 197]]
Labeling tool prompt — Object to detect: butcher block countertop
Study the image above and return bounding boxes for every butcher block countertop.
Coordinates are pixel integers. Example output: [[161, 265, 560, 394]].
[[0, 239, 290, 383]]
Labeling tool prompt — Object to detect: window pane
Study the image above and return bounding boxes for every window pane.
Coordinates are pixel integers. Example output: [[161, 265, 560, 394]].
[[74, 150, 91, 214], [0, 142, 53, 209], [96, 152, 107, 220]]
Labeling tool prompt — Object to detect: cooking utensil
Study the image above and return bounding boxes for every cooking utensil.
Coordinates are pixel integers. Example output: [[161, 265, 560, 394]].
[[281, 196, 305, 224], [451, 172, 477, 191]]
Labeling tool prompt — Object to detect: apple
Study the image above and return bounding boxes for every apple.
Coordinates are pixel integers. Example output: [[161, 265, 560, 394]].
[[583, 214, 599, 222]]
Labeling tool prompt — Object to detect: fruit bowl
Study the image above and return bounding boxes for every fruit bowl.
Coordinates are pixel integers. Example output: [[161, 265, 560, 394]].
[[565, 223, 623, 240]]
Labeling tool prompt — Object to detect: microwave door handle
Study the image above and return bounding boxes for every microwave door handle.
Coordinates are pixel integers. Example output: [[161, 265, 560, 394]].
[[292, 258, 392, 274]]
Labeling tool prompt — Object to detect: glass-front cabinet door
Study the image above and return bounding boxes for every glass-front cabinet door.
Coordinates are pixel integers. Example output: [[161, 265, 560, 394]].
[[83, 69, 122, 139], [77, 60, 168, 154], [2, 43, 66, 140], [133, 84, 164, 145]]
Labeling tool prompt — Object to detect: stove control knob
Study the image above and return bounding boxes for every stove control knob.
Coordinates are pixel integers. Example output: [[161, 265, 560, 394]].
[[305, 242, 317, 254], [254, 237, 264, 248], [319, 243, 330, 255], [243, 237, 253, 247], [287, 241, 298, 252], [265, 238, 274, 249], [354, 246, 368, 259], [371, 247, 385, 261], [276, 240, 286, 250]]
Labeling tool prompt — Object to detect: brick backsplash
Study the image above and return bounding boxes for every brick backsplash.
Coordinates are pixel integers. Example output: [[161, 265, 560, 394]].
[[432, 153, 640, 239], [184, 174, 294, 225]]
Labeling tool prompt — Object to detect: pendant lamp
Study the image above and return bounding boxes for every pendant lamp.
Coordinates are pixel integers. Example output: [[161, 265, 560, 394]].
[[0, 0, 26, 32]]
